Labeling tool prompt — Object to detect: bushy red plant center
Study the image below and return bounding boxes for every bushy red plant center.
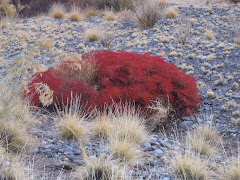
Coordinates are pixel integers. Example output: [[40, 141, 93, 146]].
[[26, 51, 202, 116]]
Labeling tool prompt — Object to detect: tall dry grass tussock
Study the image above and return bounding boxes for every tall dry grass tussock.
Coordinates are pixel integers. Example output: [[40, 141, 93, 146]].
[[0, 79, 34, 153], [69, 5, 84, 21], [49, 3, 66, 19], [55, 97, 90, 142], [74, 155, 127, 180], [186, 124, 221, 157], [171, 152, 214, 180]]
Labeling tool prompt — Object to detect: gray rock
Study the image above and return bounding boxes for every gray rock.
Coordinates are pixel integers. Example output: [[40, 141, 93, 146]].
[[49, 145, 60, 151], [181, 116, 192, 121], [154, 149, 163, 154], [46, 162, 72, 170], [27, 148, 39, 155], [142, 142, 151, 149], [134, 164, 147, 171], [179, 121, 194, 130]]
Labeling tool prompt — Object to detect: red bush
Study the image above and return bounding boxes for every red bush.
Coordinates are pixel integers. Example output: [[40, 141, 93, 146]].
[[86, 51, 202, 116], [26, 51, 202, 116]]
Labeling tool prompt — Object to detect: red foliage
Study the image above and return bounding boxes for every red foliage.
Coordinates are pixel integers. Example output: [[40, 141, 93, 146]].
[[83, 51, 202, 116], [26, 51, 202, 116], [26, 70, 98, 108]]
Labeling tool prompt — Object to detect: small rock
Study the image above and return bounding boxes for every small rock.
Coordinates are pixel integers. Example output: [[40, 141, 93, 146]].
[[149, 141, 159, 146], [46, 162, 72, 170], [134, 164, 147, 171], [35, 133, 43, 138], [181, 116, 192, 121], [142, 142, 151, 149], [27, 148, 39, 155], [49, 145, 60, 151], [154, 149, 163, 154], [179, 121, 194, 130]]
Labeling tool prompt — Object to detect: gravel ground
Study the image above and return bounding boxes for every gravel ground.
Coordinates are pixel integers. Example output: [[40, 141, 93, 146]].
[[0, 2, 240, 179]]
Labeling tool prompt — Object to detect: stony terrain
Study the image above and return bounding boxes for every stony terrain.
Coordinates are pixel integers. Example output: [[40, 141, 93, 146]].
[[0, 1, 240, 179]]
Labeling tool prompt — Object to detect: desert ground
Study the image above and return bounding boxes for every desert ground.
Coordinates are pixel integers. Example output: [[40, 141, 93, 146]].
[[0, 0, 239, 179]]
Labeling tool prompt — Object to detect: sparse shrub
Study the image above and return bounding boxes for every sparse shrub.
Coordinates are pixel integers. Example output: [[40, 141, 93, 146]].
[[117, 9, 134, 22], [84, 7, 99, 17], [100, 33, 115, 48], [49, 3, 66, 19], [54, 55, 98, 84], [174, 16, 193, 44], [85, 28, 101, 42], [26, 51, 202, 117], [135, 0, 163, 28], [232, 18, 240, 45], [165, 7, 178, 19]]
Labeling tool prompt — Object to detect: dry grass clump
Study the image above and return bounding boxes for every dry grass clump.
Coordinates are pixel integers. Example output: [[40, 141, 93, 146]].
[[49, 3, 66, 19], [232, 18, 240, 45], [0, 80, 34, 153], [69, 6, 83, 21], [0, 146, 36, 179], [171, 153, 214, 180], [104, 11, 117, 21], [0, 120, 31, 153], [56, 98, 90, 142], [204, 30, 214, 40], [219, 159, 240, 180], [147, 98, 174, 129], [109, 137, 138, 164], [186, 124, 221, 157], [74, 155, 126, 180], [165, 7, 178, 19], [54, 54, 97, 84], [158, 0, 168, 6], [232, 118, 240, 125], [85, 28, 101, 42], [92, 113, 114, 138], [135, 0, 163, 28], [110, 104, 148, 144], [0, 18, 7, 29], [117, 9, 134, 22]]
